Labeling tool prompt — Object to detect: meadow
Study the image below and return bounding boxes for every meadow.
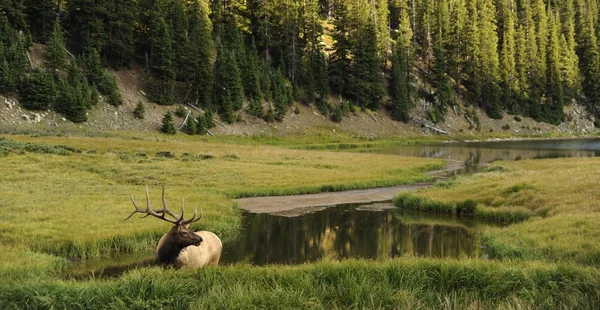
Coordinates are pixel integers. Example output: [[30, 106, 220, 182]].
[[1, 133, 599, 309], [394, 157, 600, 267]]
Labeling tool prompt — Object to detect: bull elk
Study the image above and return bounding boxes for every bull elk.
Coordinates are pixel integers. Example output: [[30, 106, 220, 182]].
[[125, 187, 222, 268]]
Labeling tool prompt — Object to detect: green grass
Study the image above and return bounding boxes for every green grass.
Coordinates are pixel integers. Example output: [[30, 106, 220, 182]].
[[0, 134, 442, 262], [2, 133, 600, 308], [394, 157, 600, 266], [1, 259, 598, 309]]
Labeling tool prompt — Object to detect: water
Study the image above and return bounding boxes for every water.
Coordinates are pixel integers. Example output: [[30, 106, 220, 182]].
[[66, 138, 600, 277], [358, 138, 600, 174], [222, 204, 499, 265]]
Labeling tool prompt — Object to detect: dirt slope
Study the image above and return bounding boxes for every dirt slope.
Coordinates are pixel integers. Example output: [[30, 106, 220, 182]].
[[1, 62, 597, 138]]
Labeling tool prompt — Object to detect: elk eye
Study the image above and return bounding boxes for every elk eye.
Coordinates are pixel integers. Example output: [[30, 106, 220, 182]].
[[182, 231, 188, 235]]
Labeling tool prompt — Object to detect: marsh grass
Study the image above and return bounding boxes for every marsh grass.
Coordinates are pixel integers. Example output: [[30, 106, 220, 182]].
[[1, 259, 598, 309], [0, 135, 442, 263], [394, 157, 600, 266]]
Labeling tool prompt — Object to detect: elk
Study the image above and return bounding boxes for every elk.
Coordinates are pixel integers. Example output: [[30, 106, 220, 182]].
[[125, 187, 222, 268]]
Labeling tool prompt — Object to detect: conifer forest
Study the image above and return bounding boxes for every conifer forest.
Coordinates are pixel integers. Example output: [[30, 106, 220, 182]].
[[1, 0, 600, 127]]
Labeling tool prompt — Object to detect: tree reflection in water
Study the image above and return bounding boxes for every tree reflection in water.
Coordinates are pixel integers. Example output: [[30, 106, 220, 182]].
[[222, 204, 499, 265]]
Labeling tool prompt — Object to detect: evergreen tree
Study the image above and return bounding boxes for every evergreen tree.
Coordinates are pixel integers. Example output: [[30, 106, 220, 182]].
[[213, 41, 243, 123], [0, 0, 27, 30], [20, 67, 55, 110], [559, 0, 581, 101], [67, 0, 108, 53], [388, 0, 413, 123], [498, 0, 518, 113], [0, 12, 29, 93], [105, 0, 137, 67], [244, 38, 264, 116], [328, 1, 351, 96], [272, 68, 290, 121], [349, 22, 384, 110], [313, 51, 329, 105], [187, 0, 214, 108], [45, 19, 67, 73], [477, 0, 502, 119], [24, 0, 56, 41], [184, 113, 197, 135], [133, 101, 145, 119], [148, 17, 175, 105], [55, 77, 88, 123], [430, 0, 453, 123], [545, 10, 565, 124], [196, 114, 207, 134], [169, 0, 189, 82], [161, 111, 177, 134]]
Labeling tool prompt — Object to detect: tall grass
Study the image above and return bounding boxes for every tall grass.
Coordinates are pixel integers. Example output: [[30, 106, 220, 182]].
[[0, 135, 442, 262], [393, 157, 600, 267], [1, 258, 598, 309]]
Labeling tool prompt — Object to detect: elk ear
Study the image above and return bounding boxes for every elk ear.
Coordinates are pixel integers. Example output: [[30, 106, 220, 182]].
[[184, 224, 190, 229]]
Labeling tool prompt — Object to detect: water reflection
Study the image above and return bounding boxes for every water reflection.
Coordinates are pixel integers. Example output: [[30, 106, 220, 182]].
[[222, 204, 498, 265], [358, 138, 600, 173]]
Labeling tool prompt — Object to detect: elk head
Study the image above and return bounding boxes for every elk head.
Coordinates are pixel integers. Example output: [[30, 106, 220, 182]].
[[125, 186, 204, 249]]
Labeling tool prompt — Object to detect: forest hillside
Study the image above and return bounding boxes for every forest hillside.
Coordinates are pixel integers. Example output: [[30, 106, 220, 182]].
[[1, 0, 599, 137]]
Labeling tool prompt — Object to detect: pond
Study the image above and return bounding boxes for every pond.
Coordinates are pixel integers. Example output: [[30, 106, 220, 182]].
[[64, 138, 600, 278], [223, 138, 600, 265], [358, 138, 600, 174], [221, 203, 499, 265]]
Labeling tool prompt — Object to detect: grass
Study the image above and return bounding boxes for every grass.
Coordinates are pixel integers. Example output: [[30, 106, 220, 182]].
[[2, 133, 600, 308], [1, 259, 598, 309], [394, 157, 600, 266], [0, 134, 442, 262]]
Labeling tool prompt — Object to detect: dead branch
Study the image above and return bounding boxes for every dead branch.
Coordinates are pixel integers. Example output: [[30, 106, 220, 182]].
[[414, 118, 450, 135], [464, 114, 476, 129], [178, 111, 192, 131]]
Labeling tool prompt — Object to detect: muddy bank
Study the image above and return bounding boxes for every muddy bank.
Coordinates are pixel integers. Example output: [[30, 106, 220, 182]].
[[235, 182, 434, 215], [235, 160, 466, 216]]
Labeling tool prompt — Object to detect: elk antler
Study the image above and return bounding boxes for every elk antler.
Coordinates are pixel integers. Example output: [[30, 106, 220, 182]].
[[125, 186, 202, 225]]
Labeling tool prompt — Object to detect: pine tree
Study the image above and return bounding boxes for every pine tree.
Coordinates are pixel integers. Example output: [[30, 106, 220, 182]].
[[349, 22, 384, 110], [148, 17, 175, 105], [24, 0, 56, 41], [184, 114, 197, 135], [0, 12, 28, 93], [133, 101, 145, 119], [389, 43, 412, 122], [272, 68, 289, 121], [244, 38, 263, 116], [328, 1, 351, 96], [499, 0, 518, 113], [20, 67, 55, 110], [187, 0, 214, 108], [559, 0, 581, 101], [0, 0, 27, 30], [161, 111, 177, 134], [196, 114, 207, 134], [388, 0, 413, 123], [169, 0, 190, 82], [67, 0, 108, 53], [45, 19, 67, 73], [430, 0, 453, 123], [478, 0, 502, 119], [545, 9, 564, 124], [313, 51, 329, 105], [213, 40, 244, 123], [105, 0, 137, 67], [55, 69, 89, 123]]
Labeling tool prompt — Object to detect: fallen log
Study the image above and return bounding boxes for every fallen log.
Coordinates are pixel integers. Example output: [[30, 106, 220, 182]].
[[178, 111, 192, 131], [414, 118, 450, 135]]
